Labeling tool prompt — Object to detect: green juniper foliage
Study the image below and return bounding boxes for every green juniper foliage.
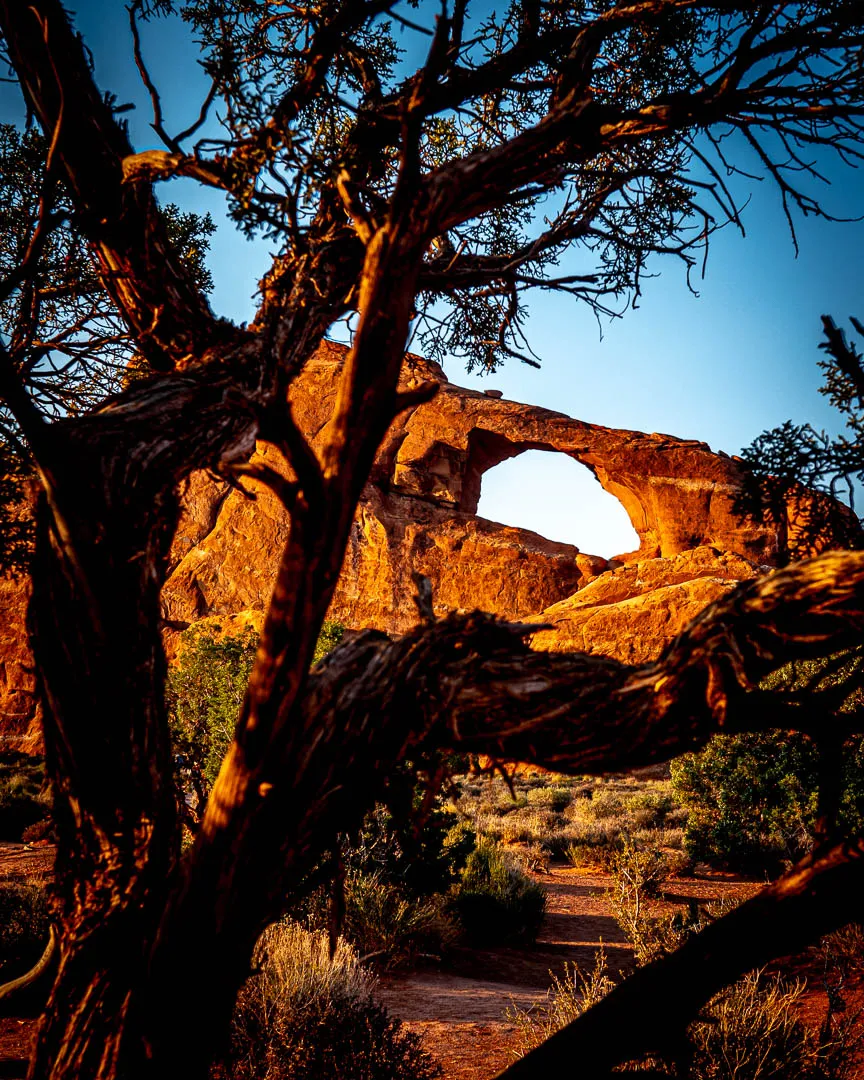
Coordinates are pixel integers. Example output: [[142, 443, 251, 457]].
[[175, 0, 738, 374], [739, 316, 864, 558], [0, 123, 216, 570], [168, 621, 345, 825]]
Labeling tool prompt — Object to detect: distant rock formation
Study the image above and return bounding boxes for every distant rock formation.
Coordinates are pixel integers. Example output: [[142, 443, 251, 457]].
[[0, 341, 847, 751]]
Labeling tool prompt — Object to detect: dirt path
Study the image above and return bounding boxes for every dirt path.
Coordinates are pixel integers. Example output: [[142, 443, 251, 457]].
[[376, 867, 759, 1079], [1, 851, 852, 1079]]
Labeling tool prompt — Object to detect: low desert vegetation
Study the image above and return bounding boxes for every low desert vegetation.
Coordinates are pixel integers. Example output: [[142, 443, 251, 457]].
[[452, 769, 686, 869], [0, 753, 51, 843], [673, 731, 864, 873], [511, 881, 864, 1079], [0, 881, 51, 983], [219, 920, 440, 1080], [451, 838, 547, 946]]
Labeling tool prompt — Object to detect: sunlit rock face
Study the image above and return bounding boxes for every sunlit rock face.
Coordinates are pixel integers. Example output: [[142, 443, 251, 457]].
[[160, 342, 782, 652], [0, 341, 848, 751], [0, 572, 39, 753]]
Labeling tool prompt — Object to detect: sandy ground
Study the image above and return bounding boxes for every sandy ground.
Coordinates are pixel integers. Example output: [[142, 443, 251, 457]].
[[0, 848, 858, 1079], [375, 867, 760, 1079]]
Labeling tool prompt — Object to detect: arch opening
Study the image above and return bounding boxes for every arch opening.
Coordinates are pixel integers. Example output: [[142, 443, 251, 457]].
[[476, 449, 640, 559]]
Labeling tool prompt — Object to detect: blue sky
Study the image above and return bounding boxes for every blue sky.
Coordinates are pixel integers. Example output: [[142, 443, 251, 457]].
[[2, 3, 862, 557]]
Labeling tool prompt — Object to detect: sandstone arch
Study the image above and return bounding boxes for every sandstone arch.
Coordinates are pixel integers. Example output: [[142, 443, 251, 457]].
[[0, 342, 845, 750]]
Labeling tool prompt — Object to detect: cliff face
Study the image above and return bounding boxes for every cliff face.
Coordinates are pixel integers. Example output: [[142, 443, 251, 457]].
[[161, 343, 779, 649], [0, 342, 842, 751]]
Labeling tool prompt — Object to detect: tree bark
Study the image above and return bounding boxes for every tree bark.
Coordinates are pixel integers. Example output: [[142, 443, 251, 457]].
[[1, 2, 863, 1077]]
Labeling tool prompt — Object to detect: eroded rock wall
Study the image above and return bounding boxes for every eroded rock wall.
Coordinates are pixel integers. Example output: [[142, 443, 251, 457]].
[[2, 341, 847, 751], [161, 343, 782, 647]]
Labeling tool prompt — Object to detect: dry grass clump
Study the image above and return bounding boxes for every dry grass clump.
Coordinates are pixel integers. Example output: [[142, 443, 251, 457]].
[[342, 870, 457, 965], [452, 772, 687, 867], [507, 950, 615, 1056], [510, 953, 861, 1078], [222, 921, 440, 1080]]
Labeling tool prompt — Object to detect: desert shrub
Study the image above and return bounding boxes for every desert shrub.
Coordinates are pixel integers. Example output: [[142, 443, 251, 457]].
[[582, 791, 627, 821], [688, 972, 860, 1080], [345, 803, 474, 899], [222, 920, 440, 1080], [606, 842, 675, 964], [294, 796, 472, 966], [0, 882, 51, 980], [456, 773, 686, 865], [510, 954, 859, 1078], [672, 651, 864, 873], [539, 826, 584, 860], [168, 622, 344, 824], [341, 871, 456, 964], [499, 809, 564, 845], [564, 841, 605, 868], [0, 754, 51, 841], [817, 922, 864, 976], [526, 786, 572, 812], [632, 826, 686, 852], [508, 952, 615, 1057], [671, 733, 820, 872], [451, 840, 546, 945]]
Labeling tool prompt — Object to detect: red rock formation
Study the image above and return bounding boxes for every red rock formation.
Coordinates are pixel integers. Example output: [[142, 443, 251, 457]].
[[161, 343, 781, 645], [3, 341, 852, 750], [0, 572, 39, 752]]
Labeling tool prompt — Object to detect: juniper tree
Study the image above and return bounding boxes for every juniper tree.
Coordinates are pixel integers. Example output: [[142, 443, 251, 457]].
[[0, 2, 863, 1078], [740, 314, 864, 559]]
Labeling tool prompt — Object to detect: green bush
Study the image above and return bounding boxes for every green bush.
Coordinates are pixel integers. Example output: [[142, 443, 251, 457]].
[[222, 920, 440, 1080], [451, 840, 546, 945], [672, 649, 864, 873], [671, 733, 822, 871], [0, 882, 51, 981], [168, 621, 344, 823], [0, 754, 51, 842], [298, 804, 473, 966], [345, 803, 475, 899]]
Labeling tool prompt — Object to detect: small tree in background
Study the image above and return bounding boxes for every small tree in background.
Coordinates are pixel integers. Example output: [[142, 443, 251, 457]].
[[739, 316, 864, 560], [168, 622, 345, 829]]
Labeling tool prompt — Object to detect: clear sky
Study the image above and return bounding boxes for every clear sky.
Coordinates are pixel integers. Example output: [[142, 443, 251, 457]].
[[2, 3, 862, 558]]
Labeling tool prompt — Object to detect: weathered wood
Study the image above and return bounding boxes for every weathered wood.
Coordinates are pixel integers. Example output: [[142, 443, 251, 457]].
[[0, 1, 861, 1077]]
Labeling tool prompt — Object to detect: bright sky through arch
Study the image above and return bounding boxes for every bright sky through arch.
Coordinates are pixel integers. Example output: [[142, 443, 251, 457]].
[[476, 451, 640, 558], [0, 2, 862, 543]]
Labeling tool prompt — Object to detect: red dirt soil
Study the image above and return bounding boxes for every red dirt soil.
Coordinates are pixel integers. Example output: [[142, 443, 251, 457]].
[[1, 848, 860, 1079], [375, 866, 760, 1079]]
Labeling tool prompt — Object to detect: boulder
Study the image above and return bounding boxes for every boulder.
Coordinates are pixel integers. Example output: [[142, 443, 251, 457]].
[[528, 547, 763, 664]]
